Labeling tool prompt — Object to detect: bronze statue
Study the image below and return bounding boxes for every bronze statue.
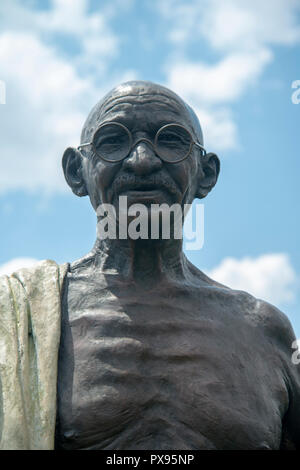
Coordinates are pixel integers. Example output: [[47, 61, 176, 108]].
[[0, 81, 299, 450]]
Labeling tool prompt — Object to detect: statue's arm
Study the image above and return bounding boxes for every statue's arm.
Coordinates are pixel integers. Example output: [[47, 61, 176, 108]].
[[258, 300, 300, 449], [281, 330, 300, 450]]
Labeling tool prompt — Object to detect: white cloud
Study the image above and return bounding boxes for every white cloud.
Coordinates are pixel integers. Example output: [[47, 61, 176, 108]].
[[0, 1, 135, 193], [0, 257, 40, 276], [160, 0, 300, 151], [165, 50, 271, 149], [207, 253, 298, 306], [158, 0, 300, 51], [200, 0, 300, 52], [166, 50, 272, 106], [193, 107, 238, 151], [0, 0, 119, 70], [38, 0, 94, 34], [36, 0, 119, 74], [0, 31, 94, 192]]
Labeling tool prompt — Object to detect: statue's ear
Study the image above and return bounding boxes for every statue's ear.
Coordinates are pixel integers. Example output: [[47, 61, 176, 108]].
[[196, 152, 220, 199], [62, 147, 88, 197]]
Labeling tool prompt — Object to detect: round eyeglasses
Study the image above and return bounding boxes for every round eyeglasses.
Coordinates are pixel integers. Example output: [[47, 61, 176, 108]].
[[77, 122, 206, 164]]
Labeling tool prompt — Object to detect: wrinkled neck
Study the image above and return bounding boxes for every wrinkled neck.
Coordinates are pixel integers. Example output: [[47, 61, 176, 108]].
[[92, 236, 187, 286]]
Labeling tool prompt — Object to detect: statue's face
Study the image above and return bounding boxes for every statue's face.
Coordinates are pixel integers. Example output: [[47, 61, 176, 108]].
[[80, 87, 202, 214]]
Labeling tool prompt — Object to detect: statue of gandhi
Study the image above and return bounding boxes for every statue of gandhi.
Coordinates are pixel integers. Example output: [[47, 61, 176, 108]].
[[11, 80, 297, 451], [51, 81, 300, 450]]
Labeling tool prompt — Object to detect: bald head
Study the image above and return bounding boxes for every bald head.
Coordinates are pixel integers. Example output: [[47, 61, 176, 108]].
[[80, 81, 204, 146]]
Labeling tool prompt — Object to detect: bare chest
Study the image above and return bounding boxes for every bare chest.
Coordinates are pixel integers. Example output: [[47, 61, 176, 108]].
[[56, 278, 287, 450]]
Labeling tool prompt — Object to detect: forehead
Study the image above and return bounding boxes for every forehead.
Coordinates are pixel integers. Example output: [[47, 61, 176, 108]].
[[98, 93, 194, 132]]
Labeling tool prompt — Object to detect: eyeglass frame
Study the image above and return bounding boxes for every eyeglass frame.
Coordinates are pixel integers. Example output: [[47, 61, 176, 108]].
[[77, 121, 207, 164]]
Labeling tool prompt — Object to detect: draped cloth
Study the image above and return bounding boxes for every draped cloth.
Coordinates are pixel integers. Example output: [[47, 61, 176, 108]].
[[0, 260, 68, 449]]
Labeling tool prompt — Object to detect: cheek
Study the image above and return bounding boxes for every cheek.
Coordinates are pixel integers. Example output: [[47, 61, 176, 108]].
[[168, 158, 197, 194], [83, 159, 120, 209]]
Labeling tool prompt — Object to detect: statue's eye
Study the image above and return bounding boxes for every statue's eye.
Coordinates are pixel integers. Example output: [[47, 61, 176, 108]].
[[93, 124, 131, 161], [100, 135, 124, 146], [158, 132, 183, 144], [94, 130, 129, 150], [157, 127, 191, 147], [156, 125, 192, 162]]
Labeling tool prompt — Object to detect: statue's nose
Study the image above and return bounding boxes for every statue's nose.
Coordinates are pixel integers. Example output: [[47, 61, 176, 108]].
[[122, 141, 162, 175]]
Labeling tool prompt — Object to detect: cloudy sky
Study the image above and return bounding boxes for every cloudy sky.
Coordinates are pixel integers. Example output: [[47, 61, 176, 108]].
[[0, 0, 300, 336]]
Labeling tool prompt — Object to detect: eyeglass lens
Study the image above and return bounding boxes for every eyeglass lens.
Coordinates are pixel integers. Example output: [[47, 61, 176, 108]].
[[92, 123, 194, 163]]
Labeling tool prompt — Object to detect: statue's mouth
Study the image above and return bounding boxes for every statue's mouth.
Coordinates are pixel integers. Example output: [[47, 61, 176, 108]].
[[118, 184, 171, 204], [119, 182, 164, 193], [112, 173, 181, 199]]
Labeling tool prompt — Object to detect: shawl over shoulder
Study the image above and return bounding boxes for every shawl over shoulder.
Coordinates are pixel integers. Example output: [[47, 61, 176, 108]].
[[0, 260, 68, 449]]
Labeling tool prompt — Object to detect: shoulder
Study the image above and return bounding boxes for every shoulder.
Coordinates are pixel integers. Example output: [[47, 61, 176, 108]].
[[250, 298, 296, 347], [196, 265, 297, 349], [0, 259, 66, 278], [195, 259, 295, 340], [221, 285, 296, 349], [252, 298, 300, 449], [0, 259, 69, 298]]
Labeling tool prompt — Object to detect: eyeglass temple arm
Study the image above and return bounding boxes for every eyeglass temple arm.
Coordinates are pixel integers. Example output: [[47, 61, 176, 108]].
[[194, 142, 207, 155], [78, 142, 92, 150]]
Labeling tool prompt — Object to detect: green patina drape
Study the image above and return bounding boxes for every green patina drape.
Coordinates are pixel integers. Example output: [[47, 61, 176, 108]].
[[0, 260, 68, 449]]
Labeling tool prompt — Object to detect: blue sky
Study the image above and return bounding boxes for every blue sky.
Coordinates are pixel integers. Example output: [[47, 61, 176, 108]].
[[0, 0, 300, 336]]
